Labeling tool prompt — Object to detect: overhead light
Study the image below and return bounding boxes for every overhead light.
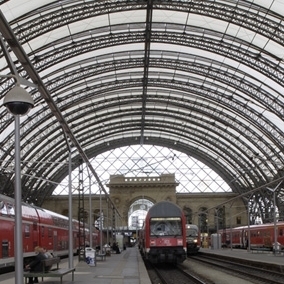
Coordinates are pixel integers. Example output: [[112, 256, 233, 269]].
[[3, 85, 34, 115]]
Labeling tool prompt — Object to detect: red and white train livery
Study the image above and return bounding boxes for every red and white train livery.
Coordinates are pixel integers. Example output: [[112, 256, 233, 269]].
[[0, 194, 99, 268], [219, 222, 284, 250], [139, 201, 187, 264], [185, 224, 200, 255]]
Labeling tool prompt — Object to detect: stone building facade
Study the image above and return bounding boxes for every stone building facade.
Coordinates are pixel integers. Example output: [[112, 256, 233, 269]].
[[43, 173, 247, 238]]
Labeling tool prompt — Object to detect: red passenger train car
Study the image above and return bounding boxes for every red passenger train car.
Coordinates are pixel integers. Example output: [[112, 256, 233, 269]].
[[139, 201, 187, 264], [0, 194, 99, 268], [219, 222, 284, 250]]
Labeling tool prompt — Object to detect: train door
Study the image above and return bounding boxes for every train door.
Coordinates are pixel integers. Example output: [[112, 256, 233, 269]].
[[279, 226, 284, 248], [241, 229, 248, 248], [32, 222, 40, 248], [241, 229, 246, 248], [1, 240, 9, 258], [53, 230, 58, 254]]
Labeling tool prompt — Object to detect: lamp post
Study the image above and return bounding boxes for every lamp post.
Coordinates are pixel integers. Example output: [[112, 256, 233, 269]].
[[3, 76, 34, 284], [267, 181, 282, 255], [99, 188, 103, 253], [68, 148, 74, 268], [244, 195, 253, 252], [247, 198, 250, 252], [215, 208, 220, 249]]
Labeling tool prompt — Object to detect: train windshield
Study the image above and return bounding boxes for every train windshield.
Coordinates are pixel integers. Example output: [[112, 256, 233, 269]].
[[186, 228, 198, 237], [150, 217, 182, 236]]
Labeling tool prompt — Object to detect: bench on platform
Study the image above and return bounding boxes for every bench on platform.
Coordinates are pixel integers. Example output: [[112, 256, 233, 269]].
[[96, 253, 106, 261], [24, 257, 75, 284]]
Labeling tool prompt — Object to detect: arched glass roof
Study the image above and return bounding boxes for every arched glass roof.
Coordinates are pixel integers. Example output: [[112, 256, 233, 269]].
[[1, 0, 284, 223], [53, 145, 231, 197]]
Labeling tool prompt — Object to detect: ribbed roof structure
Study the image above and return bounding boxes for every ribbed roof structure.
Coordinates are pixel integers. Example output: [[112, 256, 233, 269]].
[[0, 0, 284, 221]]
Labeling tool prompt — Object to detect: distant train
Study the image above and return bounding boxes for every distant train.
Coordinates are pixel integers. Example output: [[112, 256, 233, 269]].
[[139, 201, 187, 264], [0, 194, 100, 268], [185, 224, 200, 255], [219, 222, 284, 250]]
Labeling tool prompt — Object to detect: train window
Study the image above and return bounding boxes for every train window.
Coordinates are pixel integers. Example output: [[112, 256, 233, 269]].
[[7, 203, 15, 216], [0, 200, 7, 215], [186, 228, 198, 237], [41, 226, 45, 237], [150, 217, 182, 236], [24, 224, 30, 238], [279, 229, 283, 236], [48, 228, 52, 238]]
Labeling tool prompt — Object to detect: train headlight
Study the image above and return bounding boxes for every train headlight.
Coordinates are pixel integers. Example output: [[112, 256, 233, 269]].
[[194, 239, 198, 243]]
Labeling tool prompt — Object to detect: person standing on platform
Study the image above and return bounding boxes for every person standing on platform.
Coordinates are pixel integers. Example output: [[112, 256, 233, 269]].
[[25, 246, 47, 284], [113, 242, 120, 254]]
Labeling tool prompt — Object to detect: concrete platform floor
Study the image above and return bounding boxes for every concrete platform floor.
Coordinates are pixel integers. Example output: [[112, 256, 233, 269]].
[[1, 246, 151, 284]]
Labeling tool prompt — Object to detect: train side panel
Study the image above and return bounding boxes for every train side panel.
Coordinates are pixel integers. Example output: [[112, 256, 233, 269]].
[[220, 222, 284, 250], [0, 193, 100, 269], [0, 198, 16, 267], [0, 196, 39, 267], [36, 208, 70, 256]]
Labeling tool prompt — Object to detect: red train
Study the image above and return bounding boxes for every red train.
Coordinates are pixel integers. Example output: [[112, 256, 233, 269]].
[[139, 201, 187, 263], [0, 194, 100, 268], [219, 222, 284, 250], [185, 224, 200, 255]]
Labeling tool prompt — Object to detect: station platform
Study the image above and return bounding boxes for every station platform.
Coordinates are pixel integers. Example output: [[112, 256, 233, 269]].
[[2, 246, 152, 284], [199, 247, 284, 268]]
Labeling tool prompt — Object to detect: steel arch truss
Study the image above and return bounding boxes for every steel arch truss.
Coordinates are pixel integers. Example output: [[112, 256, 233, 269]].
[[0, 0, 284, 222]]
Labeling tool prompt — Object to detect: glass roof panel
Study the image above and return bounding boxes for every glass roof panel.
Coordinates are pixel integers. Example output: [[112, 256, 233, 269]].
[[53, 145, 231, 195], [1, 1, 51, 21]]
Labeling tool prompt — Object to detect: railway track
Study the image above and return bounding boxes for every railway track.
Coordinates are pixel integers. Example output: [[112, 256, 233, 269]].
[[145, 261, 209, 284], [190, 253, 284, 284]]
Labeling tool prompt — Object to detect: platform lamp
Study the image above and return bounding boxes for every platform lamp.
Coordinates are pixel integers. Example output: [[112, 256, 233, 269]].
[[267, 181, 282, 255], [3, 76, 34, 284]]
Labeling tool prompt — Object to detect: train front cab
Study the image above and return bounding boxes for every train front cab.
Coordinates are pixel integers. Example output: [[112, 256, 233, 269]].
[[185, 224, 200, 254], [146, 216, 187, 264]]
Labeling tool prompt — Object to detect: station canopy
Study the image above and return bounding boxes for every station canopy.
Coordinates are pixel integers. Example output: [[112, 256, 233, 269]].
[[1, 0, 284, 222]]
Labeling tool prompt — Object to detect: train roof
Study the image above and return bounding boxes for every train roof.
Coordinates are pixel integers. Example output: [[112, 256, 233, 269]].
[[147, 201, 183, 218], [225, 221, 284, 231], [0, 193, 70, 221]]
